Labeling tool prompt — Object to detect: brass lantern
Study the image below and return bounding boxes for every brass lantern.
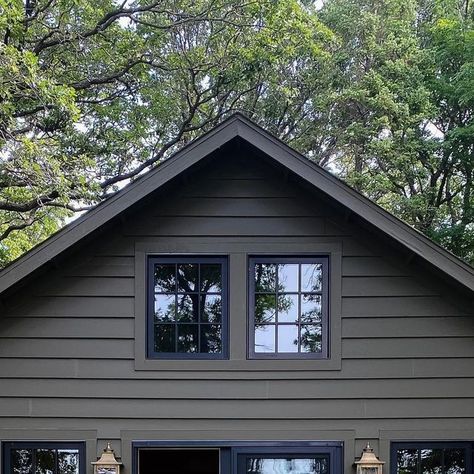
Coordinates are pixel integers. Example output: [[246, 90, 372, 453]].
[[91, 443, 122, 474], [354, 443, 384, 474]]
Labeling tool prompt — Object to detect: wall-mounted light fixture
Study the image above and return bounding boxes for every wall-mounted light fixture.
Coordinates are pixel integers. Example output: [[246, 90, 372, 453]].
[[92, 442, 122, 474], [354, 443, 385, 474]]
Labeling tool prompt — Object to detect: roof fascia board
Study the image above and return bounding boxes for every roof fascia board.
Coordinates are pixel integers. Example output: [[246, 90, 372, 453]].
[[0, 117, 240, 294], [236, 118, 474, 292]]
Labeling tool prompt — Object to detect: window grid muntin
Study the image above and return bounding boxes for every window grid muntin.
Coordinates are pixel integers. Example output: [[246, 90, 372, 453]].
[[148, 256, 228, 359], [249, 256, 329, 359]]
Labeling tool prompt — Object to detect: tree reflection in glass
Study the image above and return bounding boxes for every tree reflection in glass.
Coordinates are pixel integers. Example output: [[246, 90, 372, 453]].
[[444, 449, 465, 474], [154, 294, 175, 322], [58, 451, 79, 474], [301, 325, 322, 353], [397, 449, 418, 474], [35, 449, 55, 474], [177, 324, 198, 352], [396, 447, 466, 474], [152, 260, 224, 355], [10, 447, 80, 474], [302, 264, 322, 292], [246, 457, 328, 474], [201, 295, 222, 323], [253, 260, 325, 355], [11, 449, 32, 474]]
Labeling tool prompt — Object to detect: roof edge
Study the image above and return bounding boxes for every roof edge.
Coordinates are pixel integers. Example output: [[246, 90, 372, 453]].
[[0, 112, 472, 295]]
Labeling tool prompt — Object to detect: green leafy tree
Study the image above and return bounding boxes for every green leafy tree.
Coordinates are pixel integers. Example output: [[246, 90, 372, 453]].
[[316, 0, 474, 263], [0, 0, 333, 266]]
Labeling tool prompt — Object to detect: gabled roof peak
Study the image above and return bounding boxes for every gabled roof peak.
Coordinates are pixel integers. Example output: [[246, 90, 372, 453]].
[[0, 114, 472, 295]]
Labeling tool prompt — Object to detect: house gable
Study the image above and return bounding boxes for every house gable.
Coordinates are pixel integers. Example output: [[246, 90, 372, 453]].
[[0, 114, 472, 300]]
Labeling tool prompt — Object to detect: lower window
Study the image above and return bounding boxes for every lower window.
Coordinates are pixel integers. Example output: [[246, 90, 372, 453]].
[[235, 447, 341, 474], [2, 442, 85, 474], [391, 442, 473, 474], [238, 453, 329, 474]]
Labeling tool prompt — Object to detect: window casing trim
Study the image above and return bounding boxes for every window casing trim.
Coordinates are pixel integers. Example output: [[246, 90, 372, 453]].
[[248, 255, 330, 360], [146, 255, 229, 360], [134, 240, 342, 371]]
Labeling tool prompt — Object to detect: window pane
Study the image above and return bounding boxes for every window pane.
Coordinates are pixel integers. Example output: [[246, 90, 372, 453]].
[[255, 264, 276, 292], [177, 264, 198, 292], [154, 324, 175, 352], [154, 294, 175, 322], [246, 457, 328, 474], [154, 264, 176, 292], [11, 449, 32, 474], [301, 263, 323, 292], [444, 448, 465, 474], [176, 294, 198, 322], [177, 324, 198, 352], [278, 325, 298, 352], [35, 449, 55, 474], [300, 325, 322, 353], [200, 264, 222, 292], [420, 449, 443, 474], [58, 450, 79, 474], [301, 294, 322, 323], [200, 294, 222, 323], [396, 449, 418, 474], [278, 264, 299, 292], [255, 325, 275, 352], [255, 294, 276, 323], [278, 294, 298, 323], [200, 324, 222, 353]]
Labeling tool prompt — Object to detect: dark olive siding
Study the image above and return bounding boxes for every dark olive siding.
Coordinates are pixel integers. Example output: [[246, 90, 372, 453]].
[[0, 151, 473, 474]]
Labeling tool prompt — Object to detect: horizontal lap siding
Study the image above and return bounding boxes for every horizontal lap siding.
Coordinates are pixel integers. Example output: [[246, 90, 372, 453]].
[[0, 155, 473, 440]]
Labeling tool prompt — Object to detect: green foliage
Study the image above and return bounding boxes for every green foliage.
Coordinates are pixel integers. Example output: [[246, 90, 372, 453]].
[[0, 0, 473, 266]]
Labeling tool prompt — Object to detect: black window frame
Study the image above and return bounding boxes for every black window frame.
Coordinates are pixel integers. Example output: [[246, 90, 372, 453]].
[[391, 441, 474, 474], [248, 255, 330, 360], [147, 255, 229, 360], [2, 441, 86, 474]]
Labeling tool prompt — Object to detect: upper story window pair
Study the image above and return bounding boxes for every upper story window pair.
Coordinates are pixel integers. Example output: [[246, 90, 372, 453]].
[[147, 256, 329, 360]]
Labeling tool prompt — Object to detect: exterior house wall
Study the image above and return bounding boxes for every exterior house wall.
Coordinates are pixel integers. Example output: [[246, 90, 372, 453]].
[[0, 148, 473, 474]]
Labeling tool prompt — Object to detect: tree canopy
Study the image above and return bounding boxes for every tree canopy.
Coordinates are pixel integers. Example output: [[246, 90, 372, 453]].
[[0, 0, 473, 265]]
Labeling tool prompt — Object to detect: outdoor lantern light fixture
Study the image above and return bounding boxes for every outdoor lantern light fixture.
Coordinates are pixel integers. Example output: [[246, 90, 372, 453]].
[[354, 443, 385, 474], [92, 442, 122, 474]]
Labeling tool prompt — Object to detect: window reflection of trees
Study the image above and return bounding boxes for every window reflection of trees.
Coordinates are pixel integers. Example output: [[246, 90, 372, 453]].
[[246, 457, 328, 474], [153, 262, 223, 354], [396, 447, 466, 474], [253, 262, 324, 354], [11, 449, 79, 474]]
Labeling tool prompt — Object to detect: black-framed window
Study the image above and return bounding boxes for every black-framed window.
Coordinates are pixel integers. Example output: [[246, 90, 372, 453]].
[[2, 442, 85, 474], [147, 256, 228, 359], [248, 256, 329, 359], [234, 446, 341, 474], [391, 442, 473, 474]]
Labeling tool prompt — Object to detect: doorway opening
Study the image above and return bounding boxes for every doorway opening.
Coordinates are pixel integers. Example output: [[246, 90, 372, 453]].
[[138, 449, 220, 474]]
